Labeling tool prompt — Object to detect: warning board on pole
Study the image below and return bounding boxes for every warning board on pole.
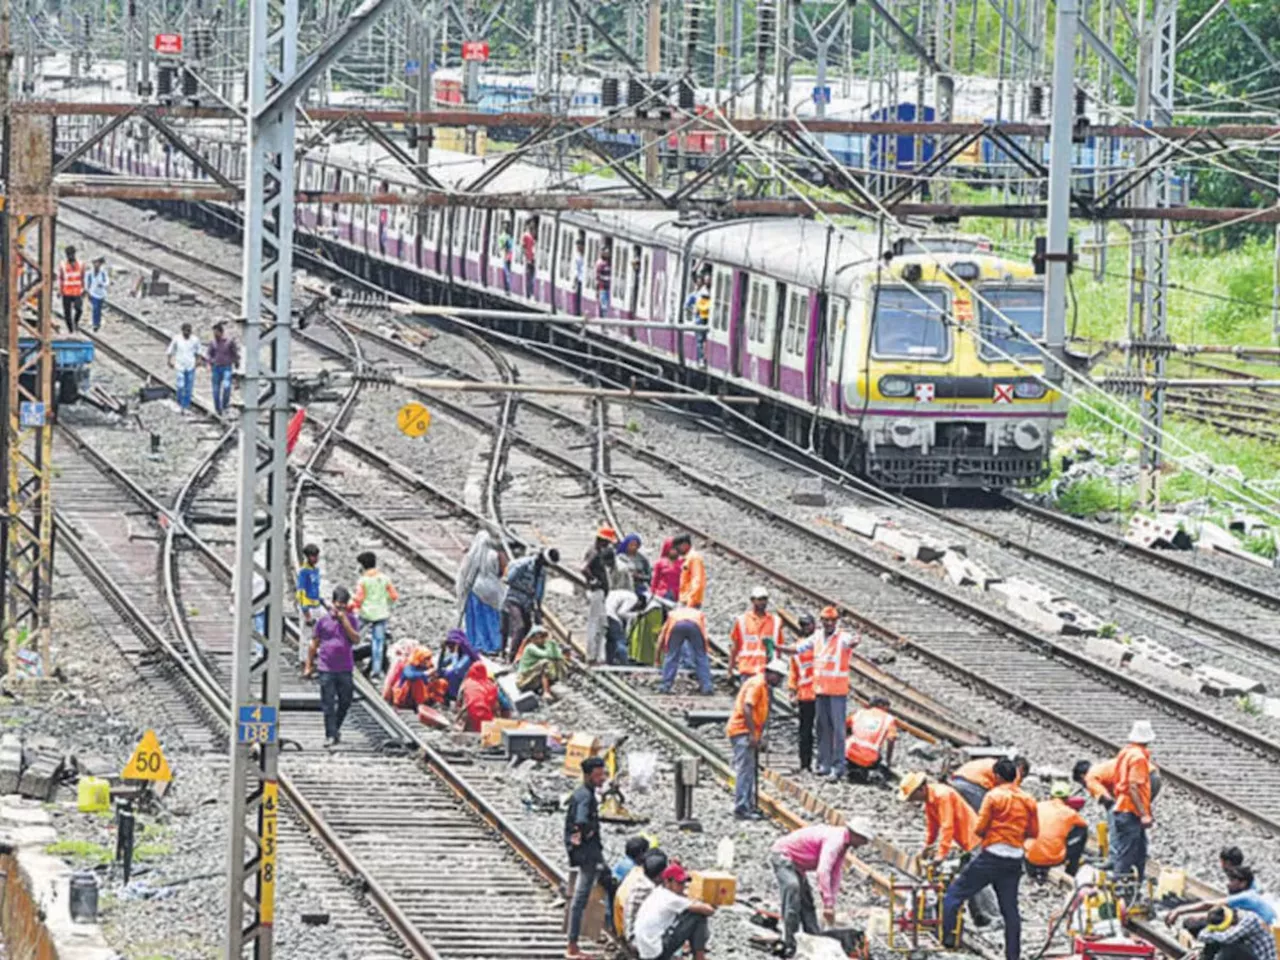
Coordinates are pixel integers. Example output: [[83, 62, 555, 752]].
[[461, 40, 489, 62], [121, 729, 173, 782], [396, 402, 432, 438], [154, 33, 183, 54], [259, 781, 279, 924]]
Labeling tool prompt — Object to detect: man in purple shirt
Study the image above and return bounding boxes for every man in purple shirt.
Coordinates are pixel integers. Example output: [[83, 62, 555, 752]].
[[206, 321, 241, 417], [303, 586, 362, 748]]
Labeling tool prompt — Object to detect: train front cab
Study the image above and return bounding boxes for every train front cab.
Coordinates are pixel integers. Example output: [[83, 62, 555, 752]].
[[847, 257, 1063, 489]]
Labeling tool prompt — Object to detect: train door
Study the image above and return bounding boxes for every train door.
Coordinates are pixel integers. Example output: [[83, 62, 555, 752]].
[[729, 270, 747, 378], [806, 291, 827, 405], [823, 295, 848, 412], [706, 265, 733, 372], [780, 285, 809, 395]]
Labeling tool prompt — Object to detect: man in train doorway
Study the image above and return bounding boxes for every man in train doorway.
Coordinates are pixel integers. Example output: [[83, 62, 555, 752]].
[[499, 219, 514, 292], [522, 218, 537, 297]]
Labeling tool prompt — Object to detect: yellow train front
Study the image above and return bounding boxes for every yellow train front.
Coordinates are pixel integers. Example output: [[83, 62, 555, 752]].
[[836, 245, 1065, 489]]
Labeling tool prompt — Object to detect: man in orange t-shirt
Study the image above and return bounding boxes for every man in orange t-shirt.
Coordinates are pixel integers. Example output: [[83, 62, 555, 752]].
[[726, 659, 786, 820], [1111, 720, 1156, 883], [941, 757, 1039, 960]]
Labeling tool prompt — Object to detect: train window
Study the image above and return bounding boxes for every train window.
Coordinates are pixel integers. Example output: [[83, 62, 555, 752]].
[[712, 268, 732, 332], [638, 250, 652, 314], [747, 278, 772, 344], [539, 220, 553, 262], [560, 233, 576, 281], [586, 237, 599, 274], [614, 243, 629, 308], [827, 297, 847, 363], [871, 287, 950, 359], [977, 287, 1045, 358], [469, 211, 484, 251], [784, 290, 809, 356]]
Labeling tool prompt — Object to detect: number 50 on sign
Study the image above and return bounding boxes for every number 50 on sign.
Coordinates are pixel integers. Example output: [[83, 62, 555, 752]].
[[121, 729, 173, 782]]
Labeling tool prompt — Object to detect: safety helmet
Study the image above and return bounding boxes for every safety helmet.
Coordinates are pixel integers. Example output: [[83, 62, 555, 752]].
[[749, 586, 769, 601]]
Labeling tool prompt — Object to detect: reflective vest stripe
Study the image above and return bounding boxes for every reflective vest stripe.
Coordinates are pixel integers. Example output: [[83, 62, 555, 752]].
[[793, 641, 816, 698], [736, 612, 777, 675]]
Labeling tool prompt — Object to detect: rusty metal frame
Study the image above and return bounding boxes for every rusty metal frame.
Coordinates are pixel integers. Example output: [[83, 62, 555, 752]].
[[5, 114, 56, 680]]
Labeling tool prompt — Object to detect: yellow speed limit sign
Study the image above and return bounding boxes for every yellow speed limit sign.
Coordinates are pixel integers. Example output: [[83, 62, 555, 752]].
[[396, 402, 431, 438], [121, 729, 173, 782]]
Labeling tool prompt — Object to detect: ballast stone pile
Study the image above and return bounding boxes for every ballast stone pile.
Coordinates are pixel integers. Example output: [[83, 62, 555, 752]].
[[836, 506, 1268, 701]]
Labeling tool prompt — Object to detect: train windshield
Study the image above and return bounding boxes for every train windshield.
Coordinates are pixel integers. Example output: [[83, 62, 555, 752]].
[[978, 288, 1045, 359], [871, 287, 950, 359]]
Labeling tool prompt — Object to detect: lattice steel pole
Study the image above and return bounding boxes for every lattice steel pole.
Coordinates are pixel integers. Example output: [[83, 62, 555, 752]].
[[225, 0, 295, 951], [4, 114, 56, 680]]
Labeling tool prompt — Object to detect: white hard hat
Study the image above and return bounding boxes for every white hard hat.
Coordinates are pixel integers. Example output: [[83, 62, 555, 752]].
[[1127, 720, 1156, 744], [765, 658, 787, 675], [846, 818, 876, 843], [749, 585, 769, 600]]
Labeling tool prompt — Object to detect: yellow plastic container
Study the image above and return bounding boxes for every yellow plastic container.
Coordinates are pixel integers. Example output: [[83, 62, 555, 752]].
[[77, 776, 111, 813]]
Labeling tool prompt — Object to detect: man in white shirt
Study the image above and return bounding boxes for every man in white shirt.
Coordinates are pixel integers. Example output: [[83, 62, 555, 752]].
[[622, 850, 667, 948], [166, 322, 202, 411], [633, 862, 715, 960], [86, 256, 109, 331]]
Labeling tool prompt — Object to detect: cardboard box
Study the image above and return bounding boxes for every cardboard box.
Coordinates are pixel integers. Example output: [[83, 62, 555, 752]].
[[481, 718, 522, 748], [689, 870, 737, 907], [563, 733, 601, 775]]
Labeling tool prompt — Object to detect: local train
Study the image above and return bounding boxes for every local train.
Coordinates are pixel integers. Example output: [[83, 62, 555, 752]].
[[54, 72, 1066, 490]]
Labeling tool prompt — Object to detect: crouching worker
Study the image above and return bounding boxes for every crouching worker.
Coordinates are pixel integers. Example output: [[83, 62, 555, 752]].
[[1024, 782, 1089, 882], [455, 662, 510, 732], [515, 625, 568, 701], [382, 642, 443, 709], [1195, 906, 1277, 960], [844, 697, 899, 781], [634, 862, 715, 960], [769, 820, 874, 958]]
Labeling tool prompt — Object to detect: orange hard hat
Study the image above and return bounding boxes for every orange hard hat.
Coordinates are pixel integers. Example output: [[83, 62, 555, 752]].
[[820, 606, 839, 620], [596, 526, 619, 542]]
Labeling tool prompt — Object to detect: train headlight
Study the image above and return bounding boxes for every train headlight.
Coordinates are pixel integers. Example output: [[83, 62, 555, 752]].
[[879, 376, 912, 398], [1013, 420, 1044, 452], [1014, 379, 1047, 400]]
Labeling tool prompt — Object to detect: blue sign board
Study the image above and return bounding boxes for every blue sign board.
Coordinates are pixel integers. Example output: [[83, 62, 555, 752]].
[[19, 402, 45, 428], [812, 86, 831, 105], [405, 59, 421, 77], [237, 705, 278, 745]]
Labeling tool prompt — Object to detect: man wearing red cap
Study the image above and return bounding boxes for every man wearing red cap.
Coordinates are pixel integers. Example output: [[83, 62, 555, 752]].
[[633, 862, 716, 960], [582, 526, 619, 664]]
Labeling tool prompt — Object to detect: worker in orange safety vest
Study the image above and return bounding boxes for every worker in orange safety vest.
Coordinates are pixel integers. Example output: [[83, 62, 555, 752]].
[[1111, 720, 1156, 884], [56, 245, 85, 333], [787, 613, 817, 773], [813, 606, 858, 783], [674, 533, 705, 608], [729, 585, 781, 681], [726, 659, 786, 820], [1024, 782, 1089, 881], [844, 696, 899, 778]]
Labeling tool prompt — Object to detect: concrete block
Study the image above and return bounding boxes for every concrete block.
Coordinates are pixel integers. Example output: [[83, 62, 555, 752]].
[[1197, 521, 1275, 568], [1228, 513, 1270, 536], [942, 550, 972, 586], [1193, 665, 1265, 697], [1262, 697, 1280, 719], [1128, 655, 1202, 695], [965, 556, 1003, 590], [1127, 513, 1191, 550], [1083, 636, 1131, 669], [839, 507, 879, 539], [1045, 599, 1103, 636], [991, 577, 1060, 605], [874, 525, 920, 560], [1005, 593, 1070, 634], [1, 802, 52, 825], [0, 741, 22, 794], [790, 478, 827, 507], [18, 750, 64, 801]]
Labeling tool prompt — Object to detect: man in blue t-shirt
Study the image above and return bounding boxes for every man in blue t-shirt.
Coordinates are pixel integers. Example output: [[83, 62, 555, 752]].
[[1167, 865, 1277, 932]]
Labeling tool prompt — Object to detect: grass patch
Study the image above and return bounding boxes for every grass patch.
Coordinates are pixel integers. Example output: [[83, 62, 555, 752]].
[[1054, 476, 1135, 517], [46, 839, 113, 864], [134, 841, 173, 861]]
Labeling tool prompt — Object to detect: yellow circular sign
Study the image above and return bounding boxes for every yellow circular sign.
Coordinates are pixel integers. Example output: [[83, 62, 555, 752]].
[[396, 402, 432, 438]]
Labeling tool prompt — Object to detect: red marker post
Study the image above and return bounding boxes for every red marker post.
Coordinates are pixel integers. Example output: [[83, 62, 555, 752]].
[[461, 40, 489, 62]]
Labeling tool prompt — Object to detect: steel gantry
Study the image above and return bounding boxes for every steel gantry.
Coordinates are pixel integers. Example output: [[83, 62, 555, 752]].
[[225, 0, 395, 953]]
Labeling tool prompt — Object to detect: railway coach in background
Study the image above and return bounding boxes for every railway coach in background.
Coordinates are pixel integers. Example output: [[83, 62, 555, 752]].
[[60, 98, 1067, 492]]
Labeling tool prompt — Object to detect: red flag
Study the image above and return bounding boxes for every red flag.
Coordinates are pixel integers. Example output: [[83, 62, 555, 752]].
[[286, 408, 306, 454]]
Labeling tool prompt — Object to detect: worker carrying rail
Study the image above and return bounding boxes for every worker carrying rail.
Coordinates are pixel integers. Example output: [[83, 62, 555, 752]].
[[941, 757, 1039, 960], [768, 820, 874, 958], [728, 586, 781, 682], [843, 696, 899, 781]]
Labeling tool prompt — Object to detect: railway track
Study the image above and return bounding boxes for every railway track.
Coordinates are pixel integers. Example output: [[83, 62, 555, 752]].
[[56, 306, 571, 959], [67, 203, 1249, 957], [79, 202, 1280, 834]]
